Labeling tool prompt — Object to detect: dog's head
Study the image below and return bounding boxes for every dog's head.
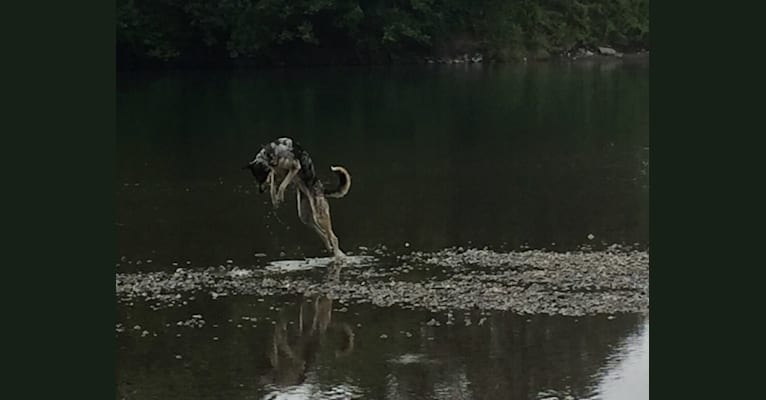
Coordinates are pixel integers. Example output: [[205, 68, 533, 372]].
[[242, 159, 271, 193]]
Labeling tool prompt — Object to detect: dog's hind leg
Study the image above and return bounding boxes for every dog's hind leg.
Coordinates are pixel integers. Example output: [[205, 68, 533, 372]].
[[298, 190, 333, 252], [313, 198, 345, 259], [306, 195, 339, 257]]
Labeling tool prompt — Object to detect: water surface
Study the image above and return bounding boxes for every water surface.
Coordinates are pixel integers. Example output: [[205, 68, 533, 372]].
[[117, 294, 648, 400], [116, 59, 649, 399], [117, 60, 649, 270]]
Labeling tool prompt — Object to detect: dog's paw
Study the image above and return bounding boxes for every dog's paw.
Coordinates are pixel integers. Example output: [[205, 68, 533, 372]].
[[274, 192, 285, 205]]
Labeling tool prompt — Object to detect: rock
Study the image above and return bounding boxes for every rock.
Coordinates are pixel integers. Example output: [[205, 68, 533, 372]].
[[116, 247, 648, 316], [598, 47, 617, 56]]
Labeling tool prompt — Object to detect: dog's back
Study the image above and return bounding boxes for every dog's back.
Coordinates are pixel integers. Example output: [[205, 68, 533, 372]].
[[245, 137, 349, 197]]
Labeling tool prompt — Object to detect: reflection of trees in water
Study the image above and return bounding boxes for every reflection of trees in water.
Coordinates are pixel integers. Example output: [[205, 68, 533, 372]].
[[117, 295, 645, 399], [377, 313, 645, 400]]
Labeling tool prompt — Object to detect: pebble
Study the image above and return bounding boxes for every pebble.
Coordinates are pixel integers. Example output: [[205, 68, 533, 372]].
[[116, 247, 648, 316]]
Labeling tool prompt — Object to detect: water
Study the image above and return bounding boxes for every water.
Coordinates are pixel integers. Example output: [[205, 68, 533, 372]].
[[116, 58, 649, 399], [116, 295, 648, 400]]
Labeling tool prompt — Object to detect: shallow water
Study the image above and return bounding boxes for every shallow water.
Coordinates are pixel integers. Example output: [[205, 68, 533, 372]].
[[117, 59, 649, 399], [117, 59, 649, 271], [117, 294, 648, 400]]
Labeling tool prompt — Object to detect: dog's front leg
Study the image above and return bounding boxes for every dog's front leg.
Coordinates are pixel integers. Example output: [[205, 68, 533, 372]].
[[275, 162, 301, 206], [296, 190, 303, 221], [268, 171, 279, 208]]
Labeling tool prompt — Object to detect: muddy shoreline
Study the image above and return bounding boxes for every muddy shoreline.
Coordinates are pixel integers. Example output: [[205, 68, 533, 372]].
[[116, 247, 649, 317]]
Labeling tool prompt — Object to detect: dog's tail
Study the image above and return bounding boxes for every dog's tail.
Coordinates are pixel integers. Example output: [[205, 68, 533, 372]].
[[324, 166, 351, 198]]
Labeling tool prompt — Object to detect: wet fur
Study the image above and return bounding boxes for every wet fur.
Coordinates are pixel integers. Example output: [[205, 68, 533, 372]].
[[244, 137, 351, 259]]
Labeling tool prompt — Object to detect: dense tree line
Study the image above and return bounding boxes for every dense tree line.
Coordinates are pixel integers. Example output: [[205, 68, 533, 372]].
[[117, 0, 649, 68]]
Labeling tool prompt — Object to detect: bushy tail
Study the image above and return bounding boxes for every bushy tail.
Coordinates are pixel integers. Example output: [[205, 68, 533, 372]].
[[324, 166, 351, 198]]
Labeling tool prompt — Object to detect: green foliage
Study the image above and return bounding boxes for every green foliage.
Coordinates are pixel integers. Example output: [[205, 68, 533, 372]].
[[116, 0, 649, 66]]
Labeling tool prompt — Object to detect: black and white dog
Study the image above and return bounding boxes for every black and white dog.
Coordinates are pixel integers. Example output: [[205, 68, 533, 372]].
[[243, 137, 351, 259]]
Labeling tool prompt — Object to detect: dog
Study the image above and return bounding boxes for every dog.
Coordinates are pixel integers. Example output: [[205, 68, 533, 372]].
[[243, 137, 351, 259]]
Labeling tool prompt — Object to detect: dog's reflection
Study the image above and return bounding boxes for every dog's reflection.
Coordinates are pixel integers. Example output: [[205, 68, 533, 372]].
[[260, 292, 355, 386]]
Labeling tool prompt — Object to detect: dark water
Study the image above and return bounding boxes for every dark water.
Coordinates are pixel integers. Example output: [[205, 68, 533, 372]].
[[117, 59, 649, 270], [117, 59, 649, 399], [117, 295, 648, 400]]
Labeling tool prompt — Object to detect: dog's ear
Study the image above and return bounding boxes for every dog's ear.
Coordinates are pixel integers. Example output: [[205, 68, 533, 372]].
[[242, 160, 258, 170]]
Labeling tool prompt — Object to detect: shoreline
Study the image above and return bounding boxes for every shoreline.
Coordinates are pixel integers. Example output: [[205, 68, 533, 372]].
[[117, 50, 649, 73], [116, 247, 649, 317]]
